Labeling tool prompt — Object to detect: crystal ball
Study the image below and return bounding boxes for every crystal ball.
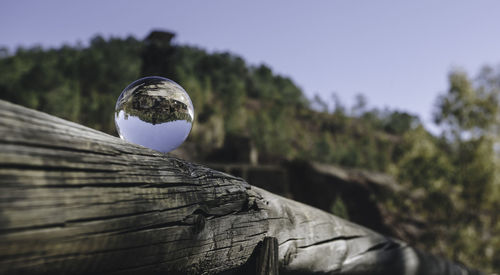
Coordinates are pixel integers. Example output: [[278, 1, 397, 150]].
[[115, 76, 194, 153]]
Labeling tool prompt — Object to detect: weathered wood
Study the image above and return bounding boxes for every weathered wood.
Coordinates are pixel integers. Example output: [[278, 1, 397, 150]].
[[0, 100, 482, 274]]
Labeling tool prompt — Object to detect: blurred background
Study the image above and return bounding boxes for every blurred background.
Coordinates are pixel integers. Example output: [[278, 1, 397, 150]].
[[1, 0, 499, 272]]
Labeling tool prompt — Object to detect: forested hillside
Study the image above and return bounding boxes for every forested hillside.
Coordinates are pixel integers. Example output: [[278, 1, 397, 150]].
[[0, 31, 498, 271]]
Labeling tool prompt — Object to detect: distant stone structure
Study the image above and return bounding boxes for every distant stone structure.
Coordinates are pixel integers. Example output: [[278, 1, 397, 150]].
[[208, 134, 259, 165]]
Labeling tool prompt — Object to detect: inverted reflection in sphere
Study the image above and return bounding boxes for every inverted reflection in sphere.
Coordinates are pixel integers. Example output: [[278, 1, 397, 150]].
[[114, 76, 194, 153]]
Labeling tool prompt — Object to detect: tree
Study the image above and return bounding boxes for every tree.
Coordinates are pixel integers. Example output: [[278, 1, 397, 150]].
[[434, 69, 498, 140], [426, 68, 499, 268]]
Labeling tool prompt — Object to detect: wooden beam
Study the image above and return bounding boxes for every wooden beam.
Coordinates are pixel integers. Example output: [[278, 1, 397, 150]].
[[0, 100, 482, 274]]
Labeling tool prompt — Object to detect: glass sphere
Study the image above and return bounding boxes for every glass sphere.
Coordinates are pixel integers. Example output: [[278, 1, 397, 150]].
[[115, 76, 194, 153]]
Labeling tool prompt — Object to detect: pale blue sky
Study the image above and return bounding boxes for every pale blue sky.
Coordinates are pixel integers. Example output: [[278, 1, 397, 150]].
[[2, 0, 500, 130]]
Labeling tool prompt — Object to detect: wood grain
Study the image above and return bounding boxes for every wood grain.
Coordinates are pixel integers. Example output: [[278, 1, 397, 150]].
[[0, 100, 482, 275]]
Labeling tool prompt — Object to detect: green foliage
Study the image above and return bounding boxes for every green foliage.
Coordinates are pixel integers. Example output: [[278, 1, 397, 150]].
[[0, 36, 142, 133], [330, 196, 350, 220], [390, 68, 500, 271], [396, 126, 452, 190], [435, 70, 498, 139]]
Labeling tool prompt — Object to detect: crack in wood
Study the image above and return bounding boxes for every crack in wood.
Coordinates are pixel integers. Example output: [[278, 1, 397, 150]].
[[297, 235, 363, 249]]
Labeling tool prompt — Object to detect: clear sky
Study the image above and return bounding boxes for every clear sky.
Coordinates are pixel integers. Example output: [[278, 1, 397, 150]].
[[2, 0, 500, 130]]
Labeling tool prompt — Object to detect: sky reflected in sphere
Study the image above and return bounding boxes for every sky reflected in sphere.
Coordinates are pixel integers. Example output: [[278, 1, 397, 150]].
[[115, 76, 194, 153]]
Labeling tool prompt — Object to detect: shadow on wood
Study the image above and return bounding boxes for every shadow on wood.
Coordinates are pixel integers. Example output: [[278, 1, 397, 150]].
[[231, 237, 279, 275]]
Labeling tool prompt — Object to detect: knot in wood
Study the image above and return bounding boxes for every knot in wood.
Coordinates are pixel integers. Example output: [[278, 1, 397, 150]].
[[183, 210, 207, 234]]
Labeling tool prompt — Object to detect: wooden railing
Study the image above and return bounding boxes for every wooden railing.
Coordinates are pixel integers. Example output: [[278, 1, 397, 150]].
[[0, 100, 482, 274]]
